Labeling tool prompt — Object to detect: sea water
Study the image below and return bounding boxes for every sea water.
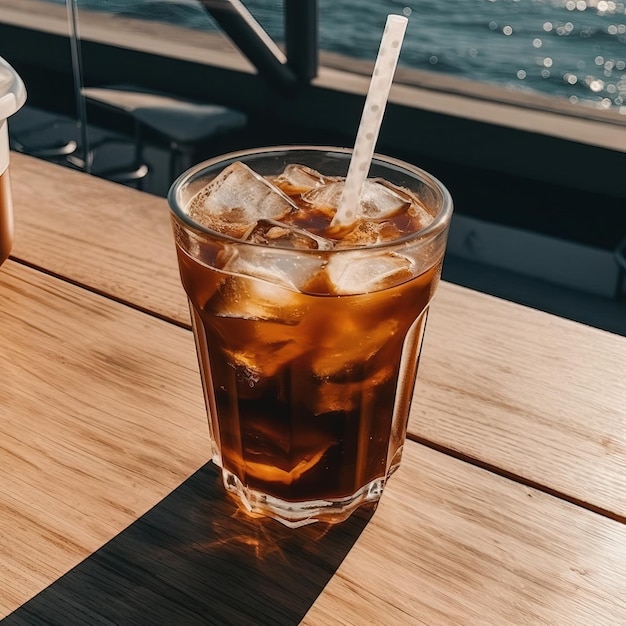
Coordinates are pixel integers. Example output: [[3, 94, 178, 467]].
[[49, 0, 626, 109]]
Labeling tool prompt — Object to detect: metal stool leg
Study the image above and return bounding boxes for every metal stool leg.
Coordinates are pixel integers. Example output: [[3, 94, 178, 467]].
[[169, 142, 196, 183], [93, 119, 149, 189], [67, 0, 92, 173]]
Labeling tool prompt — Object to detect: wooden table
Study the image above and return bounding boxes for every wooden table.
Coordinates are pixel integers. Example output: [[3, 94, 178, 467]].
[[1, 153, 625, 624]]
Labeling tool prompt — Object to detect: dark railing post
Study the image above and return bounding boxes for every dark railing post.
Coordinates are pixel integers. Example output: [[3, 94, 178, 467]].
[[614, 237, 626, 301], [285, 0, 318, 83], [199, 0, 298, 95]]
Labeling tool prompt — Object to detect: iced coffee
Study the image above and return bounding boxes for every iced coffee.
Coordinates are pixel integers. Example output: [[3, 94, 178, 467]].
[[0, 56, 27, 267], [169, 147, 452, 526], [0, 170, 13, 266]]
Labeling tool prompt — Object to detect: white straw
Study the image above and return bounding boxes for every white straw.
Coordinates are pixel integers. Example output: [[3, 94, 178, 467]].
[[331, 14, 408, 231]]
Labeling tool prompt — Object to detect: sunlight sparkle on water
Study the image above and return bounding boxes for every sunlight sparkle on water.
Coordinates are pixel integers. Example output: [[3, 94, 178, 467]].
[[607, 23, 626, 33], [555, 22, 575, 35], [588, 77, 606, 91], [565, 0, 589, 9], [596, 1, 618, 13], [424, 0, 625, 108]]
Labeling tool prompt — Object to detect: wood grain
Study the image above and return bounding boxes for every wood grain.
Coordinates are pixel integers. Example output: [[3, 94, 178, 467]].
[[9, 152, 189, 325], [304, 444, 626, 625], [8, 152, 626, 521], [413, 282, 626, 519], [2, 262, 625, 624], [0, 261, 207, 615]]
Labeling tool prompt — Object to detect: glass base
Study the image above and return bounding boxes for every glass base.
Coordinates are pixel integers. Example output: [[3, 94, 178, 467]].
[[221, 466, 398, 528]]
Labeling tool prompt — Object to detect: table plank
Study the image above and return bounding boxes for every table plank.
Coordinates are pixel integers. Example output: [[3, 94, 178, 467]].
[[8, 153, 626, 521], [9, 152, 188, 325], [304, 445, 626, 625], [0, 261, 207, 614], [1, 261, 625, 623], [413, 282, 626, 520]]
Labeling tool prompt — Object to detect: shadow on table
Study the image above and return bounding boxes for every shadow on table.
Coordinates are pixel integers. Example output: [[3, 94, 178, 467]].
[[4, 463, 374, 625]]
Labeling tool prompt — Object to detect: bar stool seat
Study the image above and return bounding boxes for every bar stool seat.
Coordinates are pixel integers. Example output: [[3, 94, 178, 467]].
[[9, 105, 150, 187], [9, 107, 79, 160], [82, 85, 248, 182]]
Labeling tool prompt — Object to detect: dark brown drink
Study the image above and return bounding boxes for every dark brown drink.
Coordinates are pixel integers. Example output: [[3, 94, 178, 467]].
[[0, 170, 14, 266], [169, 147, 452, 526], [1, 56, 26, 267]]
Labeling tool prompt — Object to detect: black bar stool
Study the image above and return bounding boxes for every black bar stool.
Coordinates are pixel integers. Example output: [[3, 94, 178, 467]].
[[82, 86, 248, 184]]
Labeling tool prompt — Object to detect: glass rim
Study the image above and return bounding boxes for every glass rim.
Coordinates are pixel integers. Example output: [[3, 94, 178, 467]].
[[168, 145, 454, 253]]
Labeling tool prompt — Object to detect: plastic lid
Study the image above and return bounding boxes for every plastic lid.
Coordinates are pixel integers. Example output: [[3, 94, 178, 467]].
[[0, 56, 26, 120]]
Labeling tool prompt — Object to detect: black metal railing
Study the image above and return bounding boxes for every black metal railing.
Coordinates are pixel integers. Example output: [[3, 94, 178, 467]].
[[199, 0, 317, 95]]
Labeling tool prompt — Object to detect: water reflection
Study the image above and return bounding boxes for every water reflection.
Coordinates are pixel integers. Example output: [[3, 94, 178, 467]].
[[316, 0, 626, 110], [40, 0, 626, 110]]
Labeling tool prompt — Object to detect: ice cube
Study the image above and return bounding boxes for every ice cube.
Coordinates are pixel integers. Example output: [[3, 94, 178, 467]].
[[309, 364, 396, 414], [243, 219, 334, 250], [220, 243, 327, 292], [302, 179, 410, 222], [242, 439, 336, 484], [188, 161, 297, 238], [311, 318, 399, 380], [360, 179, 413, 220], [309, 380, 361, 415], [224, 337, 307, 381], [225, 408, 339, 484], [407, 199, 435, 229], [324, 251, 415, 295], [205, 275, 312, 377], [272, 164, 327, 195], [204, 273, 307, 323], [335, 220, 405, 248], [241, 414, 338, 484]]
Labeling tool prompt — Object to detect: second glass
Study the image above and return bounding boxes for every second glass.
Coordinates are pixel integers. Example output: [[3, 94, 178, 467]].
[[0, 56, 27, 267], [168, 147, 453, 527]]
